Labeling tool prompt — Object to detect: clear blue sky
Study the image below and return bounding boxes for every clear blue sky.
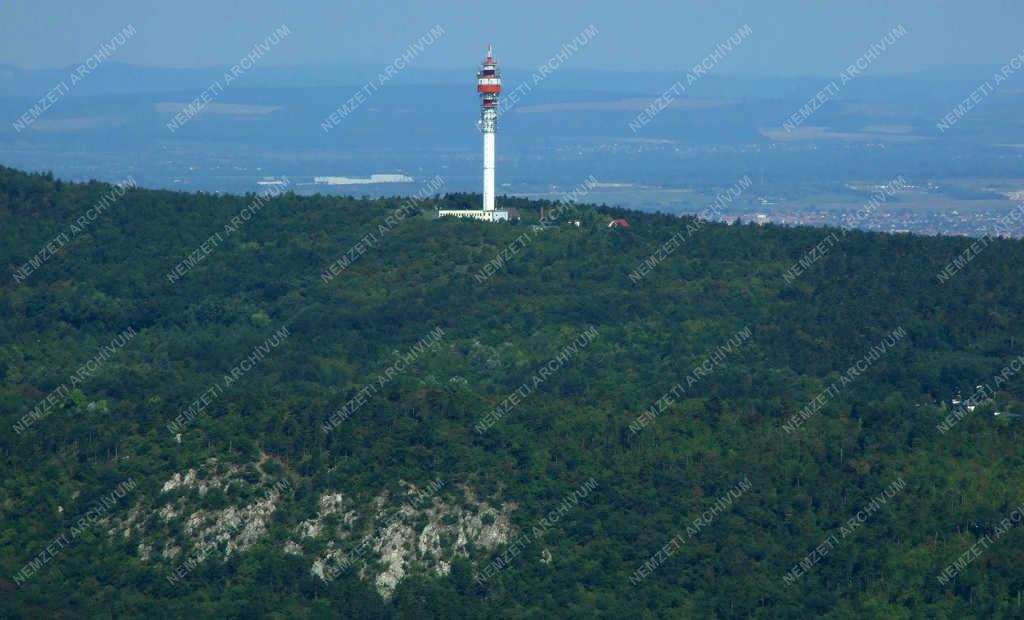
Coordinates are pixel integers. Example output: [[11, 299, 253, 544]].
[[2, 0, 1022, 75]]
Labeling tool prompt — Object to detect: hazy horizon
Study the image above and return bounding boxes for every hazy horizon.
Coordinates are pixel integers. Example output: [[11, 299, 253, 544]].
[[3, 0, 1024, 77]]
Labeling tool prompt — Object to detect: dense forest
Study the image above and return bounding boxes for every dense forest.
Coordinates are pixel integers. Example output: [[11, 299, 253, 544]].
[[2, 165, 1024, 618]]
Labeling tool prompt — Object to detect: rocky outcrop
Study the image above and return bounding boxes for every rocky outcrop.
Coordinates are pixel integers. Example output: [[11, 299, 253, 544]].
[[182, 490, 280, 562], [106, 461, 515, 598], [106, 457, 290, 566], [288, 480, 514, 598]]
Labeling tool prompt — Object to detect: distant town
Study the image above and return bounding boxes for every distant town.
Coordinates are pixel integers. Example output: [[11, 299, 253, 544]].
[[519, 179, 1024, 239], [725, 203, 1024, 238]]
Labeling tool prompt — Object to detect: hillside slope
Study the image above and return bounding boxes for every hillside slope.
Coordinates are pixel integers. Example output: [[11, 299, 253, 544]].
[[2, 166, 1024, 617]]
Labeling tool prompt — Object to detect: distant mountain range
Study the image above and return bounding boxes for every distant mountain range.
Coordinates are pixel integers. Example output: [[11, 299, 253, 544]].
[[1, 60, 1015, 101]]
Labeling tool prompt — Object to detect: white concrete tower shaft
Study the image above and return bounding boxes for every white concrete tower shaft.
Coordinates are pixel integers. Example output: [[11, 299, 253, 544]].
[[477, 45, 501, 212], [483, 129, 495, 211]]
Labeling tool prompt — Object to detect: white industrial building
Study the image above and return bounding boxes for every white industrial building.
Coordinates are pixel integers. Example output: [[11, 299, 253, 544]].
[[314, 174, 414, 186]]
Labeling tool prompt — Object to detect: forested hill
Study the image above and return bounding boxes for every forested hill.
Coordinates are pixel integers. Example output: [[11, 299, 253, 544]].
[[3, 165, 1024, 617]]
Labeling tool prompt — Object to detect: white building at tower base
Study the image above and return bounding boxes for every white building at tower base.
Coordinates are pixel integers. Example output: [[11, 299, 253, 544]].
[[436, 208, 509, 222]]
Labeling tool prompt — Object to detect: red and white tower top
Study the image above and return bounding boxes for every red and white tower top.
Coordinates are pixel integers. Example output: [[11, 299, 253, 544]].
[[477, 44, 501, 121]]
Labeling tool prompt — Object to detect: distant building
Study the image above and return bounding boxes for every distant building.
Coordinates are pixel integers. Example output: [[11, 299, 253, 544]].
[[314, 174, 414, 185]]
